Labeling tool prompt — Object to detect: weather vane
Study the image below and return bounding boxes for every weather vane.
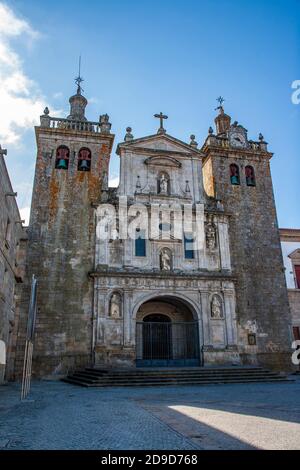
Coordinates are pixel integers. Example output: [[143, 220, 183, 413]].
[[75, 56, 84, 94]]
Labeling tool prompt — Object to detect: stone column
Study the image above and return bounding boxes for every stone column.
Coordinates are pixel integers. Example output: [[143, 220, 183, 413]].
[[96, 287, 108, 345], [223, 287, 238, 346], [191, 157, 203, 202], [123, 289, 133, 346], [218, 217, 231, 270], [123, 237, 132, 267], [199, 288, 211, 347]]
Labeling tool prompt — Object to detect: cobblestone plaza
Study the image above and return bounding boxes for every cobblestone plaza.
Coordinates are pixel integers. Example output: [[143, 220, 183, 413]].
[[1, 379, 300, 450]]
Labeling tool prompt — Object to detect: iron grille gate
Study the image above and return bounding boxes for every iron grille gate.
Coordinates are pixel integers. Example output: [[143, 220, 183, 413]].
[[136, 321, 201, 367]]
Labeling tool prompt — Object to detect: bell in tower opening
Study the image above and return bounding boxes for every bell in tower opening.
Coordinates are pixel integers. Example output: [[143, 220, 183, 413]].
[[78, 147, 91, 171], [55, 145, 70, 170]]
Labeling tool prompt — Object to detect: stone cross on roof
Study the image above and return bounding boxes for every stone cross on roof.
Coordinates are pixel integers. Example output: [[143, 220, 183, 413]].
[[154, 112, 168, 134]]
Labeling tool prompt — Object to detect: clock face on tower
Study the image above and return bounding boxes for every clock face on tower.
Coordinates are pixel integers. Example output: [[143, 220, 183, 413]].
[[229, 132, 247, 148]]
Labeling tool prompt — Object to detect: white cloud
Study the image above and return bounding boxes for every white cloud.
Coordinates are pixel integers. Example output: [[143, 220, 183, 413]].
[[20, 206, 30, 226], [53, 91, 63, 100], [0, 3, 47, 145], [0, 4, 38, 39], [109, 175, 119, 187]]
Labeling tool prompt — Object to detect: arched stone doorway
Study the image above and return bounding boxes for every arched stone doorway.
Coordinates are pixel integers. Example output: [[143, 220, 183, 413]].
[[136, 296, 201, 367]]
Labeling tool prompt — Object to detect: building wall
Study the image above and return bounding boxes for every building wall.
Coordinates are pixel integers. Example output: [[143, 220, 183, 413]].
[[12, 103, 296, 376], [288, 290, 300, 329], [93, 133, 240, 367], [93, 274, 239, 367], [14, 111, 114, 378], [0, 148, 26, 383], [280, 229, 300, 337], [202, 118, 293, 371]]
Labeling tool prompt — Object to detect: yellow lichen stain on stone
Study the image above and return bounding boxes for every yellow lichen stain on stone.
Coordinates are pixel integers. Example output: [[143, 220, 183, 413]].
[[76, 171, 85, 184], [49, 177, 60, 224]]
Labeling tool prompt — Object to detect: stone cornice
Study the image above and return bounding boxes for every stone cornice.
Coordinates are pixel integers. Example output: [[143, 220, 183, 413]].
[[35, 126, 115, 152], [89, 268, 235, 282], [201, 144, 273, 161], [118, 146, 200, 159], [116, 133, 204, 157], [279, 228, 300, 242]]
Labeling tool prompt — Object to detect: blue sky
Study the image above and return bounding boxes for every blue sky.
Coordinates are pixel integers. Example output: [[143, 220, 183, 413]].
[[1, 0, 299, 227]]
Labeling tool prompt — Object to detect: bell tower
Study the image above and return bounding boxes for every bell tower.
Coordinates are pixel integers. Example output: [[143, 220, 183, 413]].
[[202, 103, 292, 370], [15, 77, 114, 377]]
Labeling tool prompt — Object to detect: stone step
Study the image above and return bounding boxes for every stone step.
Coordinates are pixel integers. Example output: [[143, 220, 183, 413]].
[[86, 366, 265, 374], [62, 376, 291, 388], [76, 367, 277, 376], [69, 378, 288, 387], [82, 368, 269, 378], [72, 371, 283, 383], [71, 371, 286, 380], [63, 366, 291, 388], [74, 372, 282, 381]]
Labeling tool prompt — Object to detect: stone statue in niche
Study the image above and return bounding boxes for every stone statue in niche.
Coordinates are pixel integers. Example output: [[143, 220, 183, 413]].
[[245, 320, 257, 334], [206, 215, 217, 250], [211, 295, 223, 319], [160, 248, 172, 271], [109, 293, 122, 318], [159, 173, 169, 195]]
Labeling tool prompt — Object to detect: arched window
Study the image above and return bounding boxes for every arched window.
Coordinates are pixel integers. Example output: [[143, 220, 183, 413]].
[[78, 147, 91, 171], [245, 165, 256, 186], [55, 145, 70, 170], [230, 164, 240, 185]]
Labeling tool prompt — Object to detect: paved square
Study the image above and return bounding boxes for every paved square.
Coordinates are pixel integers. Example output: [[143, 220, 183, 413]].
[[0, 378, 300, 450]]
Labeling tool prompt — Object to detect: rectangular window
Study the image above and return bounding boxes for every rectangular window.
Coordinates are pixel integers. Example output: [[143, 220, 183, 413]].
[[184, 234, 194, 259], [293, 326, 300, 341], [135, 231, 146, 257], [295, 265, 300, 289]]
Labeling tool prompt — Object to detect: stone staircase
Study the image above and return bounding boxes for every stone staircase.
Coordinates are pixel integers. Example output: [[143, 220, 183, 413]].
[[62, 366, 292, 388]]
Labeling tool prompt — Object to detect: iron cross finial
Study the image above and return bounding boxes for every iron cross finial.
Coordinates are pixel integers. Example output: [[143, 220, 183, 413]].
[[75, 56, 84, 94], [216, 96, 225, 107], [154, 112, 168, 134]]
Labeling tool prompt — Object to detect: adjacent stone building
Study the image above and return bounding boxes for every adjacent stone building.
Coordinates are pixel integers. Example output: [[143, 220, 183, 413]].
[[0, 145, 27, 383], [15, 86, 294, 377], [280, 228, 300, 343]]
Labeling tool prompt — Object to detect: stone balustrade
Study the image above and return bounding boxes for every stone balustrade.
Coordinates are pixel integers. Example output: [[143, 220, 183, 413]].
[[40, 115, 112, 134], [205, 135, 267, 152]]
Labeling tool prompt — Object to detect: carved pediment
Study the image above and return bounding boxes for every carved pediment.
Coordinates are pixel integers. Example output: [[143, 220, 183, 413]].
[[288, 249, 300, 260], [117, 133, 204, 157], [144, 155, 181, 168]]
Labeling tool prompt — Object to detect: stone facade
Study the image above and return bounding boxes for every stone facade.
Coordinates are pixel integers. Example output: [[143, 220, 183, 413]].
[[0, 145, 27, 383], [202, 107, 293, 370], [15, 90, 114, 377], [280, 228, 300, 341], [94, 129, 239, 367], [15, 91, 294, 377]]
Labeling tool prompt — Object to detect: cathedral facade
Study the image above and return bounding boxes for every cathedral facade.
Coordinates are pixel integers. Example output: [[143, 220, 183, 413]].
[[15, 86, 293, 377]]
